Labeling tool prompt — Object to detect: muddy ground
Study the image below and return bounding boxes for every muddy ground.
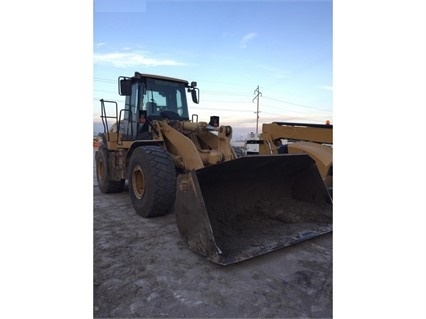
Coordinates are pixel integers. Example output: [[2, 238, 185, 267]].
[[93, 152, 332, 318]]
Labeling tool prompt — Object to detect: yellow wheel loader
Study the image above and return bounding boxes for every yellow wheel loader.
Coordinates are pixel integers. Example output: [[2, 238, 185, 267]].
[[95, 72, 332, 265]]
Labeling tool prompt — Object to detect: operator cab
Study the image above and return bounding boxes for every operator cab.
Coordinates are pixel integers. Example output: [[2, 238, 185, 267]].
[[117, 72, 199, 140]]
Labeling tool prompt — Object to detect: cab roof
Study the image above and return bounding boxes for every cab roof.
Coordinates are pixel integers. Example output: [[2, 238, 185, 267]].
[[132, 72, 189, 85]]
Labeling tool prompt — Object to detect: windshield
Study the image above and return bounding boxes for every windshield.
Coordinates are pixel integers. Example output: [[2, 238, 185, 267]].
[[143, 78, 189, 119]]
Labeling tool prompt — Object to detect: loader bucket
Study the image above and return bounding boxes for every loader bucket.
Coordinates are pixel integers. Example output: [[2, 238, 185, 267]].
[[175, 154, 332, 265]]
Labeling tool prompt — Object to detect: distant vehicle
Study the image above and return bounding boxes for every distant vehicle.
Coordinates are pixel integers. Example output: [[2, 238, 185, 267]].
[[244, 132, 260, 155]]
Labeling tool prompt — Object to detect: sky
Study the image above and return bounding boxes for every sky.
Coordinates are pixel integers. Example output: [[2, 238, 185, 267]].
[[93, 0, 333, 139]]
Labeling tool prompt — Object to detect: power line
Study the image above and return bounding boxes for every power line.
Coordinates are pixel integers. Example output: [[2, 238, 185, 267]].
[[201, 99, 249, 104], [203, 90, 251, 97], [262, 95, 325, 110], [93, 77, 116, 84]]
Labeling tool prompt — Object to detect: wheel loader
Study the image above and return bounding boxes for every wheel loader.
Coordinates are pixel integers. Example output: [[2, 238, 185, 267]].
[[95, 72, 332, 265]]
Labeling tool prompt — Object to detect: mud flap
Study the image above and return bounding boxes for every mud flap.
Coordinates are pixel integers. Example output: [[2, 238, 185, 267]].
[[175, 154, 332, 265]]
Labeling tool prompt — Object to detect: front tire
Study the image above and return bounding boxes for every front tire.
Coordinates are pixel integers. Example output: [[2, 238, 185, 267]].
[[95, 146, 125, 193], [128, 146, 177, 217]]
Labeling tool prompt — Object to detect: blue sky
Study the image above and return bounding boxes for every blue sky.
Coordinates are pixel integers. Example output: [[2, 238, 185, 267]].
[[93, 0, 332, 138]]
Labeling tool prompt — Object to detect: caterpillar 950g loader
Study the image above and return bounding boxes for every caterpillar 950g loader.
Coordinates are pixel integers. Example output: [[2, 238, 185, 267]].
[[95, 72, 332, 265]]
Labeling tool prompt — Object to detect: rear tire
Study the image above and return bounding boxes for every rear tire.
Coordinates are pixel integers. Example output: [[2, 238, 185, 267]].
[[95, 146, 125, 193], [128, 146, 177, 217]]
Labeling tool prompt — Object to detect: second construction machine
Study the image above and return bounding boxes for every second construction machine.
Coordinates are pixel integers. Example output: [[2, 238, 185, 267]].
[[95, 72, 332, 265], [259, 121, 333, 196]]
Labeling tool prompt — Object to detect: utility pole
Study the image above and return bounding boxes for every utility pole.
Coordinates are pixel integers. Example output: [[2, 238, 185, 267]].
[[252, 85, 262, 136]]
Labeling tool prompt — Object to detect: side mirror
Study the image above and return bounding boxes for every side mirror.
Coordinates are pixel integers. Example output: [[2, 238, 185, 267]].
[[191, 89, 199, 104], [119, 79, 132, 96]]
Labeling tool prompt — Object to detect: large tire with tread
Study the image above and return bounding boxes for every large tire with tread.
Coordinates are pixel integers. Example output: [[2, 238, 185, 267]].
[[95, 146, 125, 193], [128, 146, 177, 218]]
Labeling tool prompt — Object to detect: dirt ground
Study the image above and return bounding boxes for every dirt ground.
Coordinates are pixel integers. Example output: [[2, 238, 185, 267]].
[[93, 151, 333, 318]]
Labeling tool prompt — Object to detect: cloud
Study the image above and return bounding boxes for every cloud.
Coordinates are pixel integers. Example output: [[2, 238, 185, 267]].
[[240, 32, 257, 48], [93, 52, 185, 68]]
